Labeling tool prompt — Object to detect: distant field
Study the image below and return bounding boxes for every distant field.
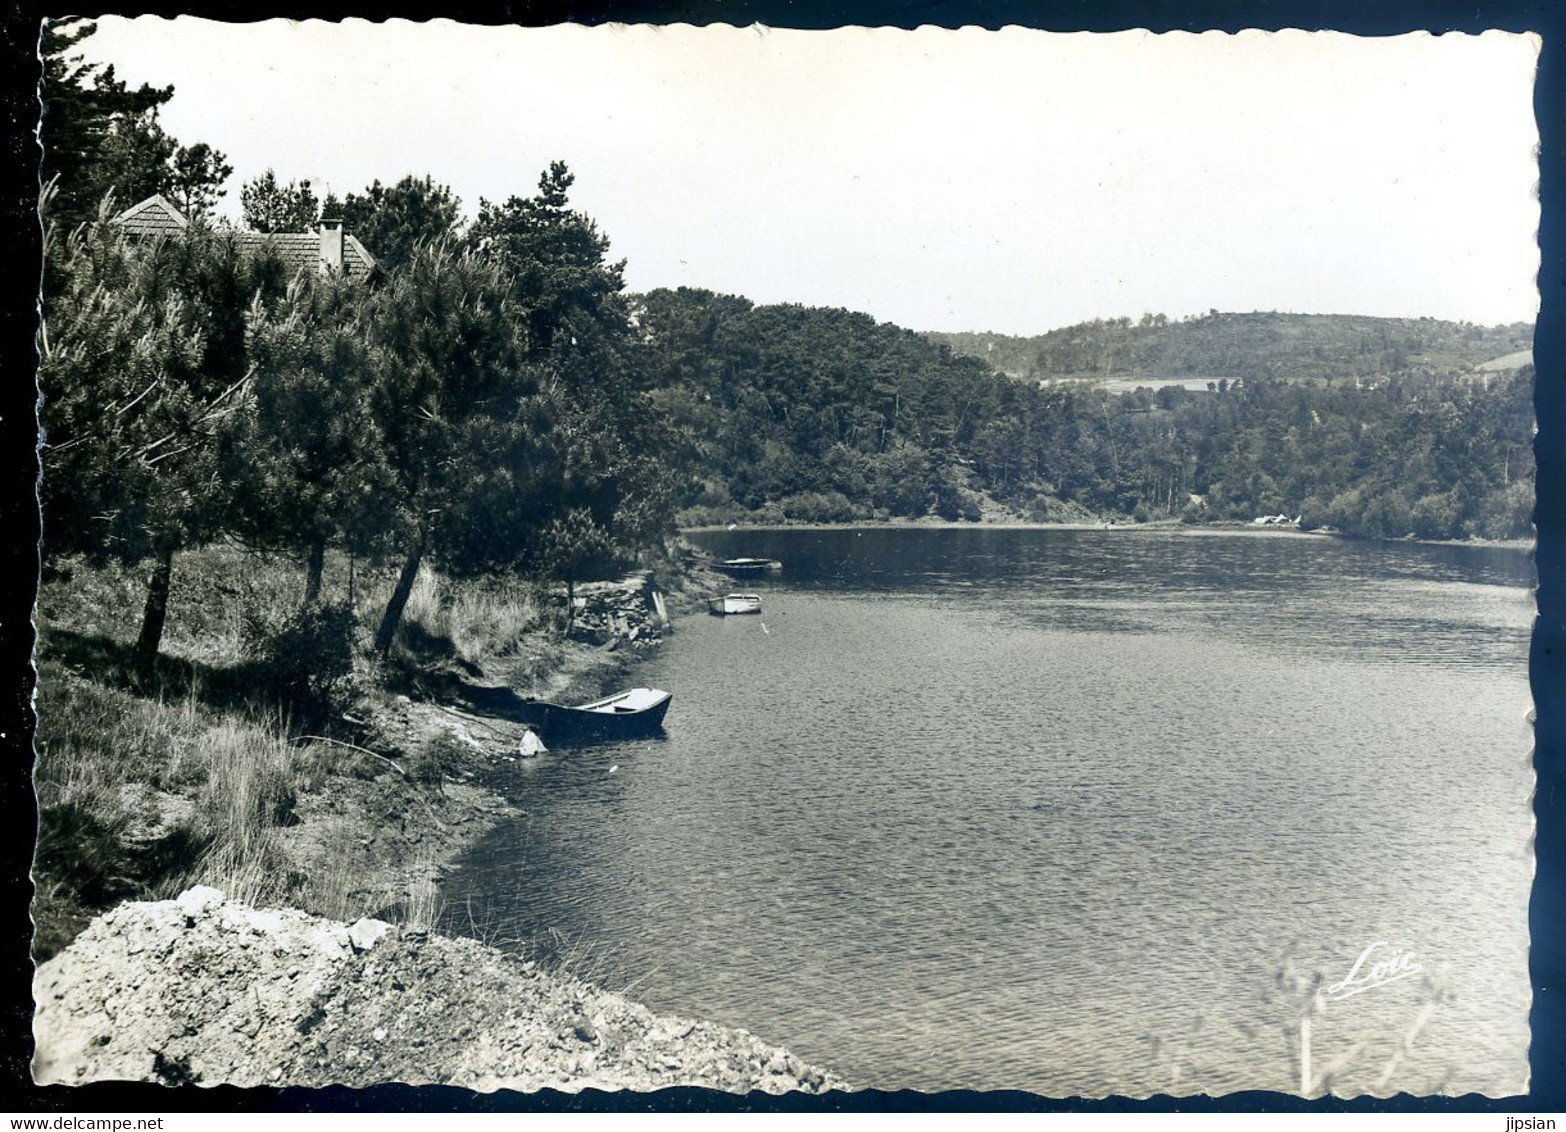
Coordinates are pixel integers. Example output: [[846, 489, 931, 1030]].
[[1475, 349, 1533, 373], [1036, 374, 1228, 393], [1092, 376, 1224, 394]]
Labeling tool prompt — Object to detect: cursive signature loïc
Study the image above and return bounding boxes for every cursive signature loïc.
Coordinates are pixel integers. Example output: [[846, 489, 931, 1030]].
[[1325, 941, 1424, 1001]]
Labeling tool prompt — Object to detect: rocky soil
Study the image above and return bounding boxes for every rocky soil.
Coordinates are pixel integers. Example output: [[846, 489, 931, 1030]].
[[34, 887, 845, 1094]]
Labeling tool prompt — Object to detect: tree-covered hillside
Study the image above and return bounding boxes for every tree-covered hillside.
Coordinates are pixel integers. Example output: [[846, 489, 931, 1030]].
[[637, 288, 1013, 524], [929, 311, 1534, 383], [641, 290, 1534, 541], [991, 372, 1533, 539]]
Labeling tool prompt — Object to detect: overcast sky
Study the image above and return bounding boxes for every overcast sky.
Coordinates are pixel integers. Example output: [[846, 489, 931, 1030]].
[[71, 18, 1540, 334]]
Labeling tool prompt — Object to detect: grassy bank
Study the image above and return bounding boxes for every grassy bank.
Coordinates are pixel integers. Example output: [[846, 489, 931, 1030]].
[[31, 543, 706, 962]]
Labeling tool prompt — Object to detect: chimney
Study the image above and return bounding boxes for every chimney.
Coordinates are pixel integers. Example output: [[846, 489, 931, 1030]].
[[319, 218, 344, 276]]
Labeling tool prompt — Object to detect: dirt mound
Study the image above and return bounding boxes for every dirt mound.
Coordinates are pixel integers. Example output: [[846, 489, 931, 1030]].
[[34, 887, 844, 1094]]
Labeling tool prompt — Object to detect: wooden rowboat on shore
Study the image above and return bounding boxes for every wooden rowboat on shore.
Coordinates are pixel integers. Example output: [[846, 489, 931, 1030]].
[[523, 687, 673, 741]]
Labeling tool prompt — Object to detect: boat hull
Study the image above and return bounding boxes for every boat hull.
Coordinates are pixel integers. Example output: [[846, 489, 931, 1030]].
[[526, 689, 672, 742], [715, 558, 777, 577]]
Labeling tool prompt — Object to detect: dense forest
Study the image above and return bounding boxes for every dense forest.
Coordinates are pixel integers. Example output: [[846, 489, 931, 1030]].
[[639, 290, 1534, 540], [929, 311, 1534, 383], [981, 369, 1534, 538], [636, 290, 1014, 524]]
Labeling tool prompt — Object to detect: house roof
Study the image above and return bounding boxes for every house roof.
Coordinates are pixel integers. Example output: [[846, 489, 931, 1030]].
[[110, 195, 378, 280], [230, 230, 378, 280], [112, 194, 188, 236]]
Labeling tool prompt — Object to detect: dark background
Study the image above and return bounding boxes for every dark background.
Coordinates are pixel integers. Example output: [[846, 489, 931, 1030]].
[[0, 0, 1559, 1114]]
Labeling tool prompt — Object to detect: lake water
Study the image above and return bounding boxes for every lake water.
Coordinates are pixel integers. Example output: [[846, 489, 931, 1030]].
[[440, 527, 1535, 1097]]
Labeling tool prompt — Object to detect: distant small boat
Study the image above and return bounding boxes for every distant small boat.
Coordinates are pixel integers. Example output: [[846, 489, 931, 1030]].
[[524, 687, 672, 741], [708, 593, 763, 616], [715, 557, 778, 576]]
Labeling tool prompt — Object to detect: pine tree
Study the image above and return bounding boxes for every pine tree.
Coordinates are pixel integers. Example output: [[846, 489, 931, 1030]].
[[329, 174, 462, 271], [241, 169, 321, 233], [230, 273, 395, 604], [41, 19, 232, 227], [363, 240, 529, 653], [38, 200, 289, 682]]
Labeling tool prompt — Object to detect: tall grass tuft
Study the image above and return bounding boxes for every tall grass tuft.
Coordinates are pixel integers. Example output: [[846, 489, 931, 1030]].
[[447, 576, 543, 664], [298, 842, 378, 925], [381, 565, 456, 659], [383, 565, 546, 669], [402, 565, 445, 638], [403, 866, 444, 932], [177, 720, 299, 902], [33, 665, 198, 956], [31, 661, 310, 958]]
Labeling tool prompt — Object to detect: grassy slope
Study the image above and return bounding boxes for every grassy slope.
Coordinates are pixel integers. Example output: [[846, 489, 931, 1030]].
[[30, 543, 697, 961]]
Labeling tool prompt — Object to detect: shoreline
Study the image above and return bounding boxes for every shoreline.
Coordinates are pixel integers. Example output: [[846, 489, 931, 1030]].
[[31, 548, 721, 948], [32, 553, 838, 1093], [680, 517, 1533, 552], [285, 560, 728, 933]]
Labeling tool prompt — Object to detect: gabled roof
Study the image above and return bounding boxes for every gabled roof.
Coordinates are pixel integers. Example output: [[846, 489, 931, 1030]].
[[109, 195, 378, 280], [112, 193, 188, 236], [230, 231, 378, 280]]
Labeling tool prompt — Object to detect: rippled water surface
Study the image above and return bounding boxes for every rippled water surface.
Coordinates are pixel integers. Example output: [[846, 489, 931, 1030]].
[[441, 528, 1534, 1096]]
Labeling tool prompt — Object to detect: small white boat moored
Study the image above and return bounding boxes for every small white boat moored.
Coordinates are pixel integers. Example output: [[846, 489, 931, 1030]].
[[715, 557, 778, 576], [708, 593, 763, 616]]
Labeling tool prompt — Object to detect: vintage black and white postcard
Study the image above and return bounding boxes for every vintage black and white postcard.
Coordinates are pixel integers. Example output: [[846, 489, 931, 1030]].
[[28, 18, 1539, 1100]]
